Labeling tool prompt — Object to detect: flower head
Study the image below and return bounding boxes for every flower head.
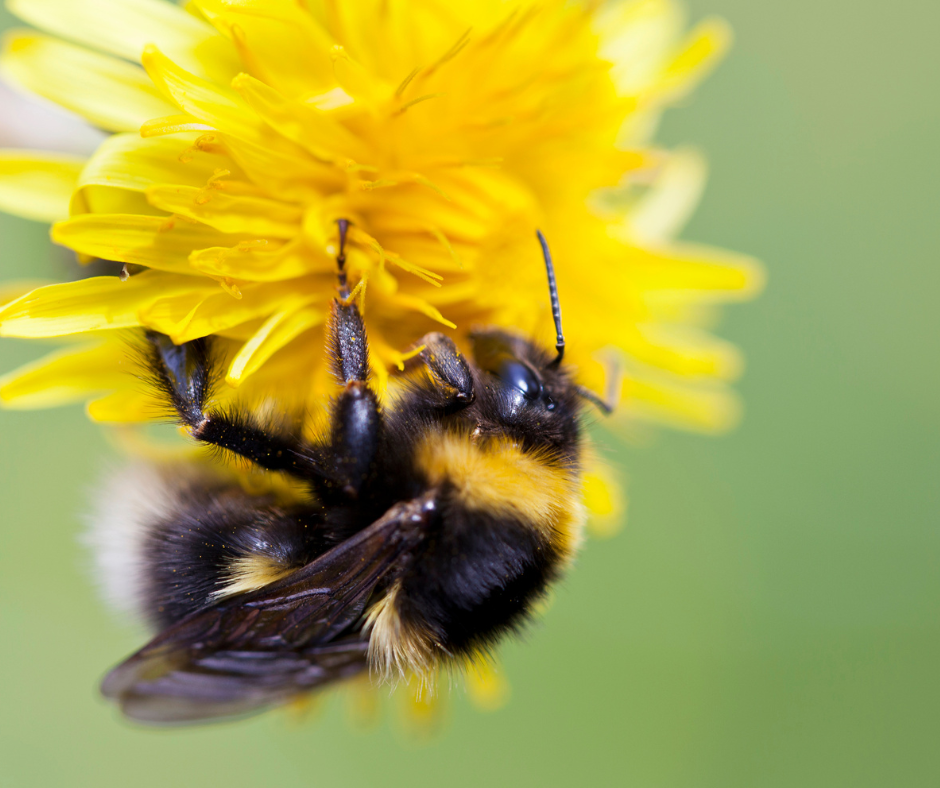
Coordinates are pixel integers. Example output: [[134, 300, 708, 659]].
[[0, 0, 759, 430]]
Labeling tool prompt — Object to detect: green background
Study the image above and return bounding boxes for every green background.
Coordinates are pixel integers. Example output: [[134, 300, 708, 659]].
[[1, 1, 937, 785]]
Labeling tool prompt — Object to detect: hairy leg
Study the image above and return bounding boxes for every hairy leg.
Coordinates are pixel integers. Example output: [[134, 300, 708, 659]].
[[326, 220, 381, 497], [143, 331, 331, 481]]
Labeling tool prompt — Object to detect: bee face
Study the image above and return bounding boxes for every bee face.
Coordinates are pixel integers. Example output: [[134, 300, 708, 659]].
[[465, 329, 582, 458], [471, 330, 549, 400], [95, 230, 607, 724]]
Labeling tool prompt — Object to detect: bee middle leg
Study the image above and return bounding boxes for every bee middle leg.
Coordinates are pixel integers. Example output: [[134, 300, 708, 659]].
[[326, 219, 380, 497]]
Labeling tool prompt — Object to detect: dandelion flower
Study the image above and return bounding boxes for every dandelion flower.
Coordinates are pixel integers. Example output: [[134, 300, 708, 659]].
[[0, 0, 759, 432]]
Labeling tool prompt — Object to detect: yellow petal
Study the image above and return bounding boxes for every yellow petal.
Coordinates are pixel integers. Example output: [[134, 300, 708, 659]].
[[76, 133, 221, 194], [396, 678, 445, 741], [628, 147, 708, 244], [465, 659, 511, 712], [146, 183, 302, 237], [653, 18, 732, 103], [138, 280, 307, 344], [226, 304, 324, 386], [52, 214, 249, 274], [6, 0, 240, 83], [86, 388, 155, 422], [342, 676, 381, 731], [631, 323, 743, 380], [0, 281, 53, 307], [231, 72, 368, 165], [582, 462, 627, 539], [595, 0, 683, 96], [621, 370, 741, 434], [391, 294, 456, 330], [139, 114, 215, 137], [72, 133, 222, 215], [216, 133, 340, 202], [616, 244, 763, 296], [0, 151, 85, 222], [330, 45, 383, 104], [0, 32, 177, 132], [102, 424, 201, 463], [195, 0, 335, 99], [141, 44, 266, 143], [365, 167, 537, 246], [0, 272, 206, 337], [189, 240, 331, 282], [0, 341, 129, 408]]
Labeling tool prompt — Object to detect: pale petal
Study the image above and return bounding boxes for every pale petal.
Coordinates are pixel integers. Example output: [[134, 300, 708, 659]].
[[0, 150, 85, 222], [139, 114, 214, 137], [653, 18, 732, 103], [341, 676, 380, 730], [0, 80, 104, 153], [7, 0, 240, 83], [72, 133, 226, 215], [628, 148, 708, 244], [0, 32, 177, 132], [596, 0, 685, 96]]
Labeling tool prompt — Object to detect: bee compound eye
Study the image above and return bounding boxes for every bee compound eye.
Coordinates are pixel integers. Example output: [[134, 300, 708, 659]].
[[498, 358, 542, 401]]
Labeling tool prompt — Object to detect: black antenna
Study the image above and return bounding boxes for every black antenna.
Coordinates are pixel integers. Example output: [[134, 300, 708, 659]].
[[536, 229, 565, 367]]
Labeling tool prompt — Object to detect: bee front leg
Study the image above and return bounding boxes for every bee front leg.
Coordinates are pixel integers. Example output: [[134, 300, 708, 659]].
[[406, 332, 475, 410], [143, 331, 329, 480], [327, 220, 380, 498]]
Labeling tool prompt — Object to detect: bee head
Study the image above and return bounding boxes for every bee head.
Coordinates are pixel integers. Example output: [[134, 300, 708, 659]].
[[469, 230, 613, 421], [470, 330, 562, 412]]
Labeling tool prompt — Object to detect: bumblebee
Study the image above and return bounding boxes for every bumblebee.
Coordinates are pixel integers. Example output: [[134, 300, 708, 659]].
[[93, 223, 611, 724]]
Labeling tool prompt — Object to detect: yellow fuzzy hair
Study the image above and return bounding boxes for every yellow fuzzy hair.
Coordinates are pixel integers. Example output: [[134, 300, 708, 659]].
[[415, 429, 585, 560]]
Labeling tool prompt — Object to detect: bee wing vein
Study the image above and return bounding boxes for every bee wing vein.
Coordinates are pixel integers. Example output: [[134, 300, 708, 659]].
[[101, 494, 434, 724]]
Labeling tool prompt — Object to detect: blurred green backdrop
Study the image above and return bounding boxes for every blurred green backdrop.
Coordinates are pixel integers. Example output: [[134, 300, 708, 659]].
[[1, 1, 937, 786]]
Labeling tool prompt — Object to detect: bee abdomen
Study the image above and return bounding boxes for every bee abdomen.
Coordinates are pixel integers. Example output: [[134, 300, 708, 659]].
[[399, 503, 560, 654], [88, 464, 327, 631]]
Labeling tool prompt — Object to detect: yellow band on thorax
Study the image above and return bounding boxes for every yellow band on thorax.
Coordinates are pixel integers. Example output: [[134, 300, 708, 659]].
[[415, 429, 585, 559]]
